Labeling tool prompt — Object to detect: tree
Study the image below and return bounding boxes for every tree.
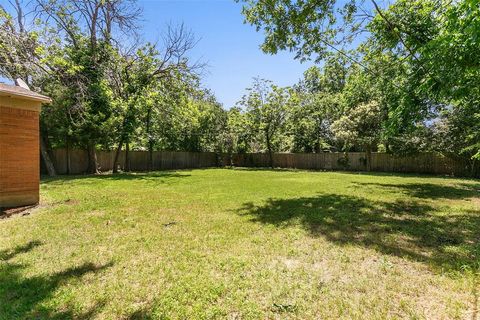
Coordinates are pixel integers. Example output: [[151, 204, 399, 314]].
[[238, 0, 479, 165], [297, 55, 348, 94], [0, 3, 41, 84], [238, 0, 359, 63], [194, 92, 228, 153], [139, 73, 193, 170], [238, 79, 290, 168], [368, 0, 480, 162], [432, 105, 480, 176], [222, 107, 253, 164], [332, 101, 384, 171], [31, 0, 142, 173], [1, 1, 206, 174], [289, 91, 342, 153], [290, 58, 347, 153], [110, 24, 201, 172]]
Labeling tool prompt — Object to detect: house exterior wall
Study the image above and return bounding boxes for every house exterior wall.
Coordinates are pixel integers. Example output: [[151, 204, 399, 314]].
[[0, 98, 41, 208]]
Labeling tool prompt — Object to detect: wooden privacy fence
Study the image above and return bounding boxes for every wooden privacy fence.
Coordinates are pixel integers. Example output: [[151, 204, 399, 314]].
[[44, 149, 476, 177], [222, 152, 475, 177], [46, 149, 217, 174]]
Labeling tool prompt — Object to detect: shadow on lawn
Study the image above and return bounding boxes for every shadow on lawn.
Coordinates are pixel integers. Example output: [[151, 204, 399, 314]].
[[231, 167, 473, 178], [0, 240, 43, 260], [352, 181, 480, 200], [0, 241, 112, 319], [41, 171, 191, 185], [127, 308, 155, 320], [238, 193, 480, 273]]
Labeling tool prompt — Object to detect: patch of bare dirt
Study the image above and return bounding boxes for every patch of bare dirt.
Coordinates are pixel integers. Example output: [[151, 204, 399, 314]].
[[0, 205, 37, 219], [0, 198, 78, 220], [470, 197, 480, 207], [61, 198, 79, 205]]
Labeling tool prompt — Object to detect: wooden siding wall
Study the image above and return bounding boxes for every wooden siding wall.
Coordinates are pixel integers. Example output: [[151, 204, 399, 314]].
[[0, 105, 40, 207], [44, 149, 476, 177]]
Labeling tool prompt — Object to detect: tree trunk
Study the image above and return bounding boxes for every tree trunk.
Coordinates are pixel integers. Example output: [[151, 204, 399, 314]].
[[146, 106, 154, 171], [268, 148, 274, 169], [365, 146, 372, 172], [66, 139, 71, 175], [113, 110, 132, 173], [112, 137, 124, 173], [86, 142, 99, 174], [148, 141, 154, 171], [40, 134, 56, 176], [266, 133, 274, 169], [315, 141, 320, 153], [385, 141, 391, 153], [471, 158, 478, 178], [125, 141, 131, 172]]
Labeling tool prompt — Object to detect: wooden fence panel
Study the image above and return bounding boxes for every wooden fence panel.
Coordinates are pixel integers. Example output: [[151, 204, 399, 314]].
[[43, 149, 477, 177], [46, 150, 217, 174], [51, 149, 89, 174]]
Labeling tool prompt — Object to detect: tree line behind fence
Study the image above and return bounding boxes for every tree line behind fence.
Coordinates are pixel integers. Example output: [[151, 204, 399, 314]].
[[41, 149, 477, 178]]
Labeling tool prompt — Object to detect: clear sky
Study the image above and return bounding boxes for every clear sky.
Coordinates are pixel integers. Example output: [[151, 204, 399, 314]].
[[138, 0, 314, 108]]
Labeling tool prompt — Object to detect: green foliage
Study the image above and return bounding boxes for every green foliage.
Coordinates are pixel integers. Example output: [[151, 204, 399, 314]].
[[367, 0, 480, 159], [238, 0, 480, 167], [1, 0, 224, 167], [297, 54, 348, 94], [237, 78, 292, 155], [238, 0, 351, 62], [433, 105, 480, 171], [385, 124, 434, 156], [332, 101, 384, 151], [222, 107, 251, 154], [289, 91, 341, 152], [160, 92, 227, 152]]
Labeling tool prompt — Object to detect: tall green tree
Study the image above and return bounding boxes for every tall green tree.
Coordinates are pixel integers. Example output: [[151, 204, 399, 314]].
[[368, 0, 480, 162], [16, 0, 142, 173], [239, 0, 480, 167], [238, 78, 291, 167], [222, 107, 253, 158], [332, 101, 384, 171]]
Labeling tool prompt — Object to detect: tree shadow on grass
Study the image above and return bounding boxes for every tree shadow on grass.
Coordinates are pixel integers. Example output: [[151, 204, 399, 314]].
[[41, 171, 191, 185], [230, 167, 474, 179], [238, 194, 480, 273], [0, 241, 112, 319], [352, 181, 480, 200], [0, 240, 43, 260], [127, 308, 155, 319]]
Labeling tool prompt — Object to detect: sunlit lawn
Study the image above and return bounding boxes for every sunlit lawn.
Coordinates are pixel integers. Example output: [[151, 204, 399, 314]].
[[1, 168, 479, 319]]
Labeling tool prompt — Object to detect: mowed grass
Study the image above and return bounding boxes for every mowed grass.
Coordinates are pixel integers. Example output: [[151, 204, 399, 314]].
[[1, 169, 479, 319]]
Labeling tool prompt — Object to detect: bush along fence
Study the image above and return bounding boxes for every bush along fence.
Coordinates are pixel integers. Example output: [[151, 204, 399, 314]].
[[41, 149, 479, 178]]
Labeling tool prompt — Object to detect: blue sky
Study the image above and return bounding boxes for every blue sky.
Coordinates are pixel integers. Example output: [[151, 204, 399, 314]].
[[138, 0, 314, 108]]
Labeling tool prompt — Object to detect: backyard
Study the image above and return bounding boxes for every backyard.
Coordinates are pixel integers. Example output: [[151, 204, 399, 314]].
[[1, 169, 479, 319]]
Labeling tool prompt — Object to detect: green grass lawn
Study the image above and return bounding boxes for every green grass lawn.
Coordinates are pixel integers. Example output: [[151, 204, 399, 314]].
[[1, 169, 479, 319]]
